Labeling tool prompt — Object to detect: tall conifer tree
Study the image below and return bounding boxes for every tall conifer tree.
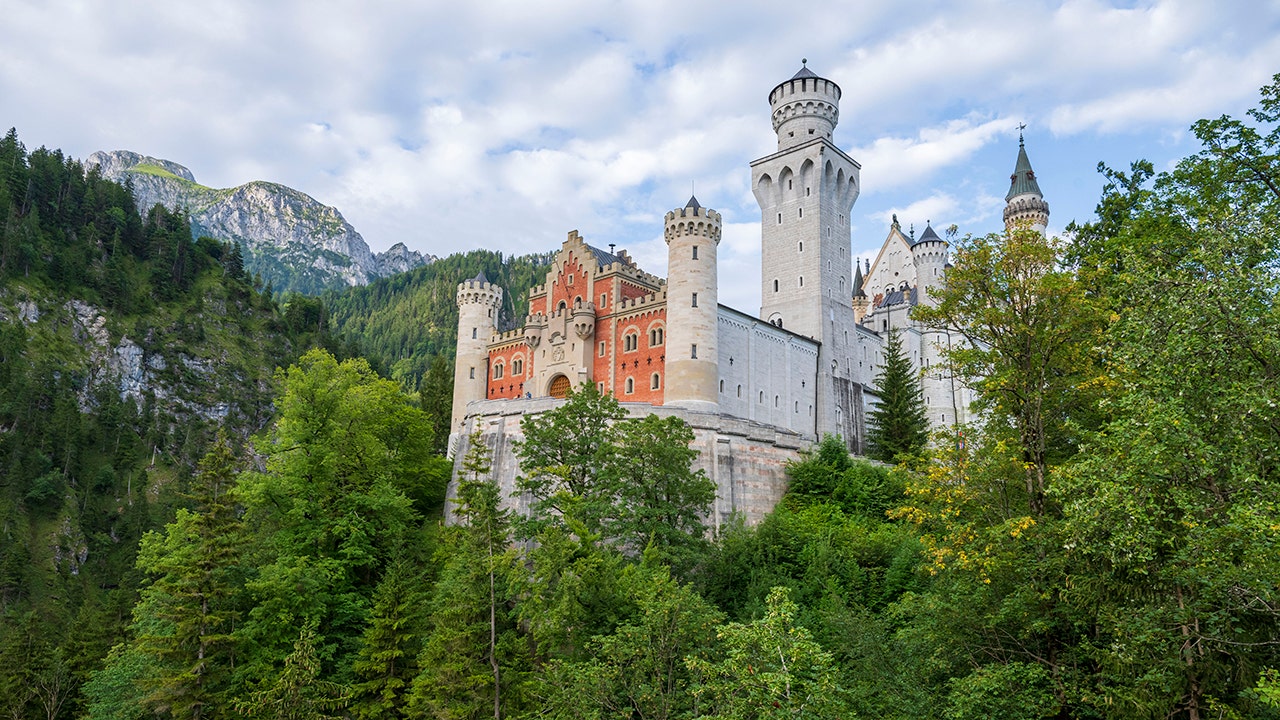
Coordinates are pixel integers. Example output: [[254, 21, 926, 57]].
[[865, 328, 928, 462]]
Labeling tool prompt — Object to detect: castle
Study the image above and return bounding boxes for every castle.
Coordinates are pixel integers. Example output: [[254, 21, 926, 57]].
[[448, 63, 1049, 524]]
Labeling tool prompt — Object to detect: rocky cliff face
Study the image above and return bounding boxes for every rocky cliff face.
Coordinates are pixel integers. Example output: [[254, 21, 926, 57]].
[[87, 150, 433, 294]]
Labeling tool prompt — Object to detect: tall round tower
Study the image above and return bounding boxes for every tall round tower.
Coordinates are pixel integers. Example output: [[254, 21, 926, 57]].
[[910, 223, 949, 307], [663, 195, 721, 411], [451, 272, 502, 449], [768, 59, 841, 151], [1003, 133, 1050, 235]]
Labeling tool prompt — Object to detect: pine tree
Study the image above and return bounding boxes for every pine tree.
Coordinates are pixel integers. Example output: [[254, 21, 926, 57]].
[[134, 433, 244, 719], [865, 328, 928, 463], [350, 557, 424, 720]]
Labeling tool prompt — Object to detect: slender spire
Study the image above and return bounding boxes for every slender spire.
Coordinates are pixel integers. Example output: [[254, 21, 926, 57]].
[[852, 258, 865, 298], [1006, 131, 1043, 201]]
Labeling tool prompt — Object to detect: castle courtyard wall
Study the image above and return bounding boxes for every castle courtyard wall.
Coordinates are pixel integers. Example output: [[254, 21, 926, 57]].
[[448, 397, 810, 528]]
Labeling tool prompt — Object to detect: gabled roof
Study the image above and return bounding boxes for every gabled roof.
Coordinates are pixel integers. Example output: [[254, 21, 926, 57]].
[[1006, 138, 1043, 201]]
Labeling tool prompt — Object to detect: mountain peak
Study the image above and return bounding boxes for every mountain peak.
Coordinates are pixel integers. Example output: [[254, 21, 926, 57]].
[[87, 150, 430, 294]]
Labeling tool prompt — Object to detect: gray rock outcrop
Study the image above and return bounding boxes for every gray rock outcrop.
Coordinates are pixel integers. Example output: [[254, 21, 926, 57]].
[[86, 150, 434, 293]]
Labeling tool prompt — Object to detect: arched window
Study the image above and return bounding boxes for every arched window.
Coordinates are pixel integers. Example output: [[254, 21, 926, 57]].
[[651, 373, 660, 390], [624, 332, 639, 352], [493, 363, 504, 380], [625, 377, 635, 394], [650, 327, 664, 346], [512, 358, 523, 375], [719, 379, 725, 393], [773, 279, 779, 292]]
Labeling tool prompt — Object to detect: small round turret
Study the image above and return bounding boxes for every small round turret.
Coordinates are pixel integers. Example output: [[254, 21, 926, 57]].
[[911, 223, 949, 307], [663, 195, 721, 411], [768, 59, 841, 151], [451, 273, 503, 450]]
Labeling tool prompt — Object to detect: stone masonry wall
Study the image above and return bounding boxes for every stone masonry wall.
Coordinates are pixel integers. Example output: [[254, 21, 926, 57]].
[[448, 397, 809, 529]]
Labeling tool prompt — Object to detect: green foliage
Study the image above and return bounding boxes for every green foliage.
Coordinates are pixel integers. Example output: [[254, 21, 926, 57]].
[[236, 623, 351, 720], [132, 435, 244, 717], [412, 433, 524, 719], [686, 587, 851, 719], [235, 349, 447, 687], [538, 556, 723, 720], [515, 384, 627, 536], [350, 557, 426, 720], [866, 328, 929, 463]]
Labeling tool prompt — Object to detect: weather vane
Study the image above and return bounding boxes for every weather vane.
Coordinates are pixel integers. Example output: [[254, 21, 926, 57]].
[[1017, 122, 1027, 143]]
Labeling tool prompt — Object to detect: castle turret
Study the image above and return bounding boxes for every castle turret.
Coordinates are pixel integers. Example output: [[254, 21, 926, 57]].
[[768, 59, 841, 151], [1003, 132, 1050, 235], [663, 195, 721, 411], [910, 223, 949, 307], [451, 273, 502, 450]]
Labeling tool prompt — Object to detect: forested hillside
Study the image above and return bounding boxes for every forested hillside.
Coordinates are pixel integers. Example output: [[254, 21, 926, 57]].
[[0, 129, 349, 718], [325, 250, 551, 449], [327, 248, 551, 387]]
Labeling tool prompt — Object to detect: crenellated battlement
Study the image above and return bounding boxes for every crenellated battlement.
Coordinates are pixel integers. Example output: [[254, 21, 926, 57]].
[[457, 279, 503, 307], [664, 205, 723, 244], [615, 289, 667, 314], [768, 64, 841, 150]]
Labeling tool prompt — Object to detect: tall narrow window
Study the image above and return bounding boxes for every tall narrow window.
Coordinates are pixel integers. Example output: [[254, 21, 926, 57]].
[[469, 367, 475, 379], [798, 207, 803, 218], [798, 241, 803, 252], [691, 344, 698, 359], [625, 377, 634, 394], [773, 279, 779, 292], [692, 246, 699, 260], [472, 328, 477, 339], [651, 373, 660, 390], [691, 292, 698, 308]]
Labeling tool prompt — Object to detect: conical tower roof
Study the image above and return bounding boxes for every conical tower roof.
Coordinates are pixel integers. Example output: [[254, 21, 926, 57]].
[[685, 194, 702, 211], [852, 258, 865, 298], [1005, 136, 1043, 202]]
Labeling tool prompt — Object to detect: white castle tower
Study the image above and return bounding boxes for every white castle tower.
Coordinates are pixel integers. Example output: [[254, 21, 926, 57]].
[[1003, 131, 1050, 235], [751, 60, 863, 447], [663, 195, 721, 411], [910, 223, 948, 307], [451, 273, 502, 444]]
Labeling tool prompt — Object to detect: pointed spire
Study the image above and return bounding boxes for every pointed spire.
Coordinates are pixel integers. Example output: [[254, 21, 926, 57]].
[[685, 194, 702, 211], [1006, 131, 1043, 201], [914, 222, 942, 245], [852, 258, 865, 298], [791, 57, 818, 79]]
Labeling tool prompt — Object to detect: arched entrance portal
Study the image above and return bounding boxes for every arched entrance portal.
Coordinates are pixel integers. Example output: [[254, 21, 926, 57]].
[[548, 374, 571, 399]]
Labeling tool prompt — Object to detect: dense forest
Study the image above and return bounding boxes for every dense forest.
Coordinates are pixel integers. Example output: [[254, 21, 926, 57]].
[[0, 128, 352, 718], [3, 74, 1280, 719]]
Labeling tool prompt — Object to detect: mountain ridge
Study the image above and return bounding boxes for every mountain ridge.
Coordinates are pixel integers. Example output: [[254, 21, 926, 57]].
[[87, 150, 434, 294]]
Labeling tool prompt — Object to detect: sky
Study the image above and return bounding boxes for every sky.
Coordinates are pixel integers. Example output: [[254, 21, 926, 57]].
[[4, 0, 1280, 312]]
